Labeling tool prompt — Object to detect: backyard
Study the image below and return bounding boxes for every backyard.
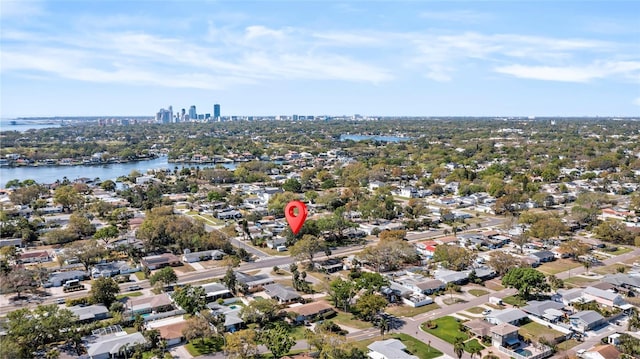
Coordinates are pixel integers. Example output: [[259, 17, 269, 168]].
[[422, 316, 486, 353], [537, 259, 581, 275]]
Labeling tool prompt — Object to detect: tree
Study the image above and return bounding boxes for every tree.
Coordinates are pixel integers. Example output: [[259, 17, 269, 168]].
[[222, 267, 237, 294], [90, 277, 120, 307], [547, 275, 564, 290], [379, 317, 390, 339], [329, 278, 357, 312], [432, 245, 476, 271], [582, 260, 592, 274], [182, 316, 212, 345], [378, 229, 407, 242], [355, 272, 389, 293], [353, 293, 388, 322], [224, 329, 259, 359], [149, 267, 177, 289], [502, 267, 549, 300], [63, 240, 105, 271], [289, 234, 326, 268], [94, 225, 119, 246], [5, 305, 77, 358], [260, 324, 295, 359], [454, 337, 465, 359], [487, 251, 525, 276], [240, 297, 279, 326], [511, 230, 530, 254], [171, 285, 206, 315], [1, 267, 37, 299], [357, 238, 419, 272], [558, 239, 591, 260], [282, 178, 302, 193], [468, 344, 482, 359], [100, 180, 117, 191], [53, 185, 83, 212], [67, 213, 96, 237], [628, 308, 640, 332]]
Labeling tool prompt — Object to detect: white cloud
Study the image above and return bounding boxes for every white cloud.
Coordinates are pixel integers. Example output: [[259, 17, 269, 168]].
[[494, 61, 640, 82]]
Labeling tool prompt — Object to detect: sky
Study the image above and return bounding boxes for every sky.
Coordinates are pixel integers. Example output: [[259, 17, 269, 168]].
[[1, 0, 639, 118]]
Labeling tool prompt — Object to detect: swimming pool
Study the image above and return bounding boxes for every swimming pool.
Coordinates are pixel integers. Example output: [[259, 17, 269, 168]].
[[515, 348, 532, 357]]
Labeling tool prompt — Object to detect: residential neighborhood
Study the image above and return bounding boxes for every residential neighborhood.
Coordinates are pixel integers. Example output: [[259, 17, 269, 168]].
[[1, 118, 639, 359]]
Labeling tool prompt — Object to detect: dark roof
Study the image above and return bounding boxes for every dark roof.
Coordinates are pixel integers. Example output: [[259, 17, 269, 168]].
[[530, 250, 555, 259]]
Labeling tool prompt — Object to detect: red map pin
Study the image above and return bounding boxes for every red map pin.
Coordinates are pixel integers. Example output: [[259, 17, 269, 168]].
[[285, 200, 308, 235]]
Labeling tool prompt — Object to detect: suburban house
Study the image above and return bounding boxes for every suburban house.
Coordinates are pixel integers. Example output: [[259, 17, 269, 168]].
[[285, 301, 335, 324], [182, 249, 224, 263], [235, 271, 275, 293], [315, 258, 344, 273], [126, 293, 174, 316], [217, 209, 242, 220], [396, 277, 445, 295], [582, 286, 632, 309], [582, 344, 622, 359], [569, 310, 606, 332], [490, 323, 520, 349], [146, 317, 188, 347], [367, 338, 419, 359], [554, 288, 584, 305], [85, 331, 147, 359], [208, 303, 244, 332], [602, 273, 640, 294], [18, 250, 51, 264], [529, 250, 556, 264], [47, 270, 88, 287], [91, 261, 138, 278], [263, 283, 301, 304], [68, 304, 110, 323], [200, 282, 232, 302], [464, 318, 495, 339], [521, 300, 566, 323], [140, 253, 181, 270], [486, 308, 529, 326]]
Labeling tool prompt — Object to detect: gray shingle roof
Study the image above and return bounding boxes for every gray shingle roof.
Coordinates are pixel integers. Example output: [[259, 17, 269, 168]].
[[570, 310, 604, 324], [367, 339, 418, 359]]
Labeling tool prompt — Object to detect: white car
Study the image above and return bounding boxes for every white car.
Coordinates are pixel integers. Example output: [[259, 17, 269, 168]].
[[576, 349, 586, 357]]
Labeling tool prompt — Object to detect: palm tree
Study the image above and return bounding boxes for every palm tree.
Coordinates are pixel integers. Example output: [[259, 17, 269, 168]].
[[469, 346, 482, 359], [454, 337, 465, 359], [379, 317, 390, 339], [582, 260, 591, 274], [628, 308, 640, 331]]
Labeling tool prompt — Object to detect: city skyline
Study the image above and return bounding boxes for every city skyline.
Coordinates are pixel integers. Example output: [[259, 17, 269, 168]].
[[1, 1, 639, 118]]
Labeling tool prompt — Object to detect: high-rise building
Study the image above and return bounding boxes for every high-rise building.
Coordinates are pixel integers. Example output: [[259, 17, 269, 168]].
[[189, 105, 197, 120], [213, 104, 220, 119]]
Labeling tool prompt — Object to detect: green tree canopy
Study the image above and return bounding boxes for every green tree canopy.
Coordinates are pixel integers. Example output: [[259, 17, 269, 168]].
[[502, 267, 549, 300]]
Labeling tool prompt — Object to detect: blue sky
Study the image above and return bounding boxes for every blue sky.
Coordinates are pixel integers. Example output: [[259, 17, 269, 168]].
[[1, 0, 639, 117]]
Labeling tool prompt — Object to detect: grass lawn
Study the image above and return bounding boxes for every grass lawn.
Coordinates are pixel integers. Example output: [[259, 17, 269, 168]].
[[332, 310, 373, 329], [116, 291, 143, 300], [385, 303, 440, 317], [537, 259, 581, 275], [391, 333, 443, 359], [594, 264, 631, 275], [423, 316, 468, 344], [519, 321, 564, 341], [465, 307, 485, 314], [606, 246, 633, 256], [557, 339, 580, 351], [484, 281, 504, 291], [564, 276, 597, 288], [289, 325, 311, 340], [468, 289, 489, 297], [464, 339, 485, 353], [134, 272, 146, 280], [502, 295, 528, 307], [185, 337, 223, 356]]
